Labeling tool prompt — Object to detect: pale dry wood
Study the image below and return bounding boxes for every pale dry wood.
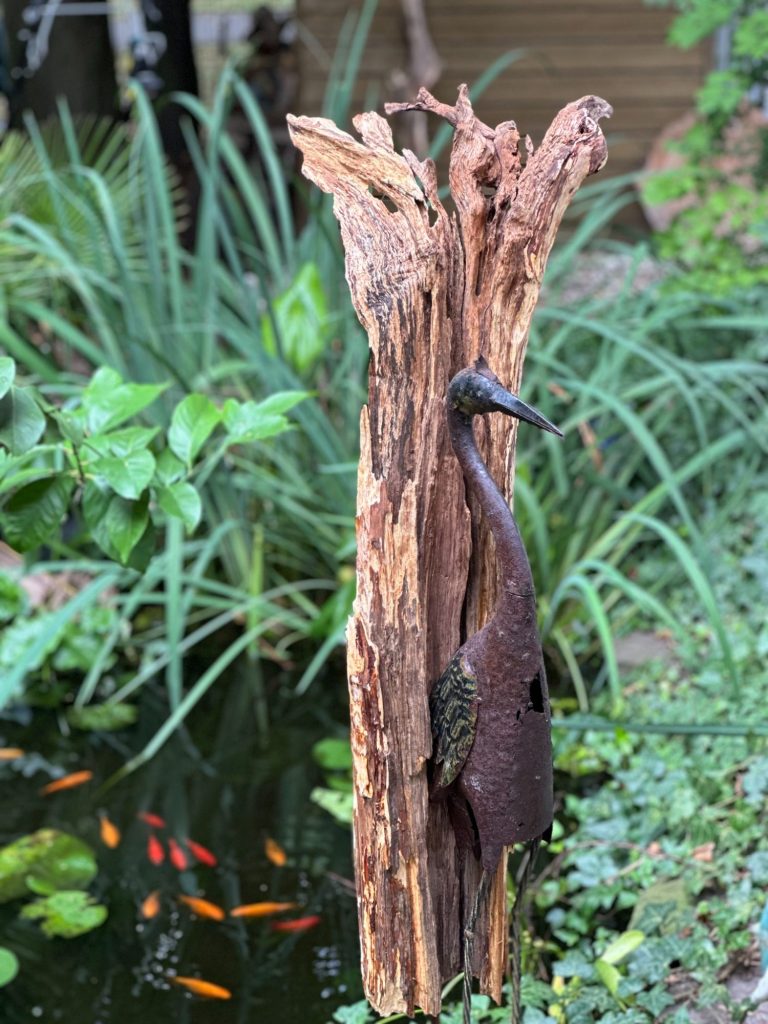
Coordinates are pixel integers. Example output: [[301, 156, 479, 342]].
[[288, 85, 610, 1017]]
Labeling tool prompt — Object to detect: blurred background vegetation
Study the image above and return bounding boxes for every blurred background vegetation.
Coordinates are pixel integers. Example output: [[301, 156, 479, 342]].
[[0, 1, 767, 1022]]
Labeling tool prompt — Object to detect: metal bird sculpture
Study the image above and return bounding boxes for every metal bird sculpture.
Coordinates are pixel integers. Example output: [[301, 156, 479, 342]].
[[430, 357, 562, 1024]]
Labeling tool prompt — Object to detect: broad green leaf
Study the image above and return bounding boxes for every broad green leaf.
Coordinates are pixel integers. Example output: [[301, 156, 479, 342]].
[[80, 367, 167, 434], [222, 399, 291, 444], [261, 262, 328, 373], [255, 390, 309, 417], [155, 448, 185, 485], [126, 522, 156, 573], [93, 450, 155, 500], [312, 737, 353, 771], [66, 703, 138, 732], [168, 394, 221, 465], [21, 890, 107, 938], [595, 959, 621, 996], [310, 786, 354, 825], [600, 930, 644, 965], [0, 358, 14, 400], [0, 830, 97, 903], [0, 947, 19, 987], [82, 480, 116, 559], [2, 475, 75, 551], [104, 494, 149, 565], [157, 481, 201, 532], [102, 426, 160, 456], [0, 386, 46, 454]]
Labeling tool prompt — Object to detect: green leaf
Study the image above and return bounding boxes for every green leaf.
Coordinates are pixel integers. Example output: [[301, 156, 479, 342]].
[[0, 830, 97, 903], [80, 367, 166, 434], [310, 786, 354, 825], [222, 399, 292, 444], [66, 703, 138, 732], [594, 959, 621, 996], [93, 450, 155, 500], [168, 394, 221, 465], [600, 930, 645, 965], [82, 480, 116, 559], [102, 426, 160, 456], [312, 737, 353, 771], [0, 947, 19, 988], [0, 358, 15, 400], [255, 390, 309, 417], [20, 890, 107, 938], [0, 386, 46, 455], [104, 493, 149, 564], [157, 481, 201, 532], [0, 572, 26, 623], [155, 448, 185, 485], [2, 475, 75, 551], [261, 262, 328, 373]]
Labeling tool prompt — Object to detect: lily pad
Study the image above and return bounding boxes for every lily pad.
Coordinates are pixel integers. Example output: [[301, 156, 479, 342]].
[[66, 703, 138, 732], [0, 947, 19, 987], [0, 830, 98, 903], [20, 890, 107, 938]]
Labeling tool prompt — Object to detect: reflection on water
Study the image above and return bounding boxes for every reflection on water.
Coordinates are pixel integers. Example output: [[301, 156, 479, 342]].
[[0, 661, 360, 1023]]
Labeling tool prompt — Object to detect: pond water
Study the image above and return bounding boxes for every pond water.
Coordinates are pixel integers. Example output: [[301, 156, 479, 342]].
[[0, 661, 361, 1024]]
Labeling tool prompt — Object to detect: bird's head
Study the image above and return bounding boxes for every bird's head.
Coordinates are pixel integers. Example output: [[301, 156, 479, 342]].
[[447, 357, 563, 437]]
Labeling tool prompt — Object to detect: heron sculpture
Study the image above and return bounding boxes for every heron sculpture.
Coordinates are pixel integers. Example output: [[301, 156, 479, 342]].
[[430, 357, 562, 1024]]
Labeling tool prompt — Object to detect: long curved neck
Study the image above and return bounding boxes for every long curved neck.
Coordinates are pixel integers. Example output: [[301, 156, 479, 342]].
[[448, 406, 535, 613]]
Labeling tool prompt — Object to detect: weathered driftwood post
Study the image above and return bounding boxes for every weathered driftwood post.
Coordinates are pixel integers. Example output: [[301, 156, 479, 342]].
[[288, 87, 610, 1016]]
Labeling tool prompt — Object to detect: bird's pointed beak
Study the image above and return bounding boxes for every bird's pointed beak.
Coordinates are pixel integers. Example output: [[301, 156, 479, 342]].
[[490, 386, 564, 438]]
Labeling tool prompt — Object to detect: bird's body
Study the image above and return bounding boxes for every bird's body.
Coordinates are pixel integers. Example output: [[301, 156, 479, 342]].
[[429, 357, 560, 1022]]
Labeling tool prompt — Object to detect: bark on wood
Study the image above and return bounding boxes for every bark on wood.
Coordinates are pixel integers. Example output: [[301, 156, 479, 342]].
[[287, 86, 610, 1017]]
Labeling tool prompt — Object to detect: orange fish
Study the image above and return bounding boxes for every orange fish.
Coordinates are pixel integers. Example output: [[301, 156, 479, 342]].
[[138, 811, 166, 828], [177, 895, 225, 921], [99, 812, 121, 849], [140, 890, 161, 919], [168, 838, 188, 871], [39, 770, 94, 795], [272, 914, 321, 933], [230, 901, 297, 919], [0, 747, 24, 760], [185, 839, 217, 867], [147, 834, 165, 865], [170, 976, 232, 1000], [265, 837, 287, 867]]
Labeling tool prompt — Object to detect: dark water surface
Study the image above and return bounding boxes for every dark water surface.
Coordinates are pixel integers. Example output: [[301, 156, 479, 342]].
[[1, 663, 361, 1024]]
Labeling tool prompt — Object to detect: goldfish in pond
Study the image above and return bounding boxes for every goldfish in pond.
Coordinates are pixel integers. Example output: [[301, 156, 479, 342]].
[[271, 915, 321, 933], [177, 895, 225, 921], [168, 838, 188, 871], [140, 891, 161, 919], [170, 976, 232, 1000], [264, 837, 287, 867], [138, 811, 166, 828], [184, 838, 217, 867], [39, 770, 94, 795], [147, 834, 165, 866], [98, 812, 121, 849], [229, 901, 297, 919]]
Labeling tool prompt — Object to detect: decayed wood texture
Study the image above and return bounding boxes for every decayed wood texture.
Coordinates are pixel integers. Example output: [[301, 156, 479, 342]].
[[287, 87, 610, 1016]]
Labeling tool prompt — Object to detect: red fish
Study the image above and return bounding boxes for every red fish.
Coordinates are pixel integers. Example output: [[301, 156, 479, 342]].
[[138, 811, 166, 828], [271, 915, 321, 933], [147, 834, 165, 866], [185, 839, 217, 867], [168, 838, 188, 871]]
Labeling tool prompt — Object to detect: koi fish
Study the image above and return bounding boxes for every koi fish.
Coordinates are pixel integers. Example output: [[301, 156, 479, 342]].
[[230, 901, 297, 919], [264, 837, 287, 867], [170, 976, 231, 1000], [138, 811, 166, 828], [140, 891, 161, 919], [271, 915, 321, 933], [147, 834, 165, 866], [185, 839, 217, 867], [177, 895, 225, 921], [168, 838, 188, 871], [99, 812, 121, 849], [0, 747, 24, 760], [39, 770, 94, 795]]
